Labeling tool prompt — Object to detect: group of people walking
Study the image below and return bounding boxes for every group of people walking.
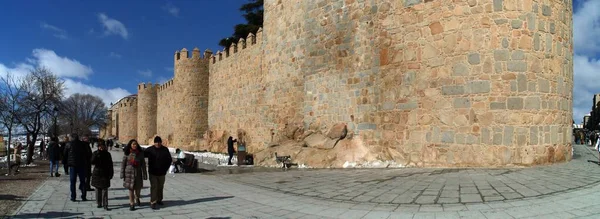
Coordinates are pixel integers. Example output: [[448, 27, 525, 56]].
[[63, 134, 172, 211]]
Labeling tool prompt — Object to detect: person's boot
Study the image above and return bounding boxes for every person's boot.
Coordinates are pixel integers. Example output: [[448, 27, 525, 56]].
[[129, 205, 135, 211], [55, 172, 60, 177], [50, 172, 54, 177], [136, 198, 140, 206]]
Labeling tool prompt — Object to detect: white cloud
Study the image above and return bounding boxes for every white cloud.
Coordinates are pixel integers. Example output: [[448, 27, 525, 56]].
[[97, 13, 129, 39], [109, 52, 122, 58], [0, 49, 131, 107], [63, 79, 131, 106], [0, 63, 33, 79], [573, 55, 600, 123], [31, 49, 93, 79], [162, 2, 180, 17], [40, 22, 68, 39], [574, 0, 600, 56], [573, 0, 600, 124]]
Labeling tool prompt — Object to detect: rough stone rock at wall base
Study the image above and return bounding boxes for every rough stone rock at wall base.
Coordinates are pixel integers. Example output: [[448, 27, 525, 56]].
[[304, 133, 339, 149], [326, 123, 348, 140]]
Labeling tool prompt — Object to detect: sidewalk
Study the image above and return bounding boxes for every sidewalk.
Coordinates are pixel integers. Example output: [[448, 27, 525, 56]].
[[9, 144, 600, 219]]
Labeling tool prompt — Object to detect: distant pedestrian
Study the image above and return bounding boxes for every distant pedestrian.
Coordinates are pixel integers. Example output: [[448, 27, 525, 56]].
[[174, 148, 185, 173], [7, 143, 23, 176], [121, 139, 147, 211], [91, 140, 114, 210], [61, 136, 70, 175], [227, 136, 237, 165], [82, 136, 94, 191], [144, 136, 172, 209], [107, 139, 113, 151], [47, 137, 61, 177], [64, 133, 88, 202], [40, 139, 46, 160]]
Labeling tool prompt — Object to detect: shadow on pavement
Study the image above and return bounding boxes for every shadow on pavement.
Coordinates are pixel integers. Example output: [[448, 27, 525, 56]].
[[162, 196, 234, 208], [587, 160, 600, 165], [0, 194, 24, 201], [112, 194, 151, 200], [206, 217, 231, 219], [11, 211, 84, 218]]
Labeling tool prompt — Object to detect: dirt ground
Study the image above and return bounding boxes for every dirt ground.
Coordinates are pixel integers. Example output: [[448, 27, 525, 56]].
[[0, 159, 50, 218]]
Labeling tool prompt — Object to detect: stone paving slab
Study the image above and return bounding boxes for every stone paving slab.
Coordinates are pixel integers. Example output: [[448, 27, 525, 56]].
[[216, 144, 600, 206], [7, 144, 600, 218]]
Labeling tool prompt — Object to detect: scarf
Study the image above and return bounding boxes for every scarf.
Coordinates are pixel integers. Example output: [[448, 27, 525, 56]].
[[128, 148, 140, 167]]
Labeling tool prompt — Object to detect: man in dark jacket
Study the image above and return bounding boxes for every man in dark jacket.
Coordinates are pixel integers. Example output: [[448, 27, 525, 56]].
[[227, 136, 237, 165], [64, 133, 88, 201], [82, 136, 94, 191], [144, 136, 172, 209], [61, 136, 69, 175], [47, 136, 61, 177]]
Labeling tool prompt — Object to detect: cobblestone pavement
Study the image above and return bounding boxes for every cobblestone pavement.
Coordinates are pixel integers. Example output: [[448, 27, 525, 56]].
[[10, 144, 600, 219]]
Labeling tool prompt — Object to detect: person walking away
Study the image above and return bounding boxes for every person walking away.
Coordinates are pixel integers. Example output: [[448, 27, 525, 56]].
[[174, 148, 185, 173], [47, 137, 61, 177], [61, 136, 70, 175], [144, 136, 172, 209], [227, 136, 237, 165], [7, 143, 23, 176], [40, 139, 46, 160], [91, 140, 114, 210], [121, 139, 147, 211], [82, 136, 94, 191], [64, 133, 88, 201]]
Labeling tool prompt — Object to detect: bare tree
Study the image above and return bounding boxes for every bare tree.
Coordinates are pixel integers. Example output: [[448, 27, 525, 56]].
[[0, 73, 25, 173], [59, 93, 107, 136], [15, 67, 64, 164]]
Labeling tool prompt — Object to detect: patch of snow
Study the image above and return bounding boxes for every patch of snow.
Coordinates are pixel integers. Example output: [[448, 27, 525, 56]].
[[343, 160, 405, 168], [141, 145, 235, 166], [297, 163, 310, 168]]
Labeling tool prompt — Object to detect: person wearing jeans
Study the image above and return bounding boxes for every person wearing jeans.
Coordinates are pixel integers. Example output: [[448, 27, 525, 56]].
[[64, 133, 88, 201], [144, 136, 172, 209], [47, 137, 61, 177]]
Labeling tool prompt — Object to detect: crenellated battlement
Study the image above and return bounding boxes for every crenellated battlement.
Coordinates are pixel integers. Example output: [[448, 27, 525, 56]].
[[175, 47, 212, 61], [138, 82, 159, 91], [158, 79, 175, 92], [117, 96, 137, 108], [210, 28, 262, 65]]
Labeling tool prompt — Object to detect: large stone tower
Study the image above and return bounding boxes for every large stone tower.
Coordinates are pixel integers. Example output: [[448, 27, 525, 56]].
[[117, 95, 138, 142], [137, 82, 158, 144], [172, 48, 211, 146], [260, 0, 573, 166]]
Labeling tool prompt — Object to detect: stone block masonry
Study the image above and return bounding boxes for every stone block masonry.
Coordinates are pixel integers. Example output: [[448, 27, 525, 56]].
[[107, 0, 573, 167]]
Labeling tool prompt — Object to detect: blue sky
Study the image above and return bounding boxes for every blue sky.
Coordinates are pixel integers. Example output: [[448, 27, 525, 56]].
[[0, 0, 598, 124], [0, 0, 247, 105]]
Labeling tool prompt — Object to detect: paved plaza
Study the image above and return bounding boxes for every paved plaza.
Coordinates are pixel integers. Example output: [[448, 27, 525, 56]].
[[9, 144, 600, 219]]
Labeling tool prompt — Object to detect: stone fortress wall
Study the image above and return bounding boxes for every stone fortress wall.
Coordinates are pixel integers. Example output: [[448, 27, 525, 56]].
[[114, 95, 138, 143], [107, 0, 573, 167], [137, 83, 158, 144]]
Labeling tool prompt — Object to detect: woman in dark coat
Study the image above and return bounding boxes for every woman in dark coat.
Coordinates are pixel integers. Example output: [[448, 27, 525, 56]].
[[120, 139, 147, 211], [47, 137, 61, 177], [91, 140, 114, 210]]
